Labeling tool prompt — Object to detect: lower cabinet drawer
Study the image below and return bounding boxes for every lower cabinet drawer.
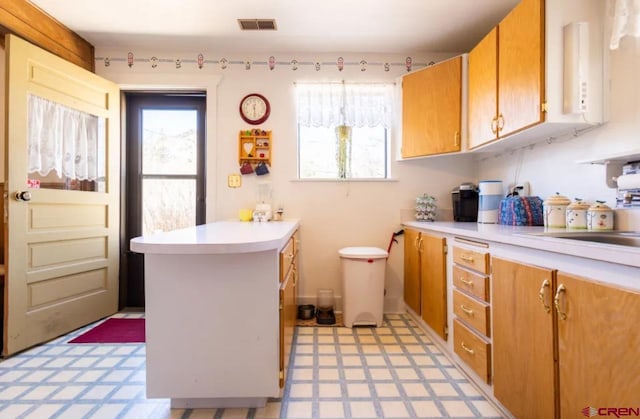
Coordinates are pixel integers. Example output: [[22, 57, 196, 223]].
[[453, 319, 491, 383], [453, 289, 490, 337], [453, 246, 490, 274], [453, 265, 490, 302]]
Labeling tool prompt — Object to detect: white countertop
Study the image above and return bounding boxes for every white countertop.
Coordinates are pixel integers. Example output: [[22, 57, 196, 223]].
[[130, 220, 299, 255], [403, 221, 640, 268]]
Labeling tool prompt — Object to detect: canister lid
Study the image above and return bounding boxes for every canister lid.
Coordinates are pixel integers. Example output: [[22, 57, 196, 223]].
[[567, 199, 590, 210], [588, 201, 612, 211], [338, 247, 388, 259], [544, 192, 571, 206]]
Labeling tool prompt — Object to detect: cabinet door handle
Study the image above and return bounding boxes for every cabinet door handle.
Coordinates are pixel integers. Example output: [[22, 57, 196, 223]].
[[459, 254, 474, 262], [538, 279, 551, 313], [497, 114, 505, 132], [414, 234, 421, 251], [418, 238, 424, 253], [459, 277, 474, 287], [460, 304, 474, 316], [460, 342, 475, 355], [490, 117, 498, 134], [454, 131, 460, 147], [554, 283, 567, 320]]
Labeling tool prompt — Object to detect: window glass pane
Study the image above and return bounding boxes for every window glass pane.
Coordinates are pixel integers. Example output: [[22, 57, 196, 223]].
[[350, 126, 387, 178], [299, 126, 339, 178], [28, 114, 106, 193], [142, 178, 196, 235], [298, 125, 387, 179], [142, 110, 198, 175]]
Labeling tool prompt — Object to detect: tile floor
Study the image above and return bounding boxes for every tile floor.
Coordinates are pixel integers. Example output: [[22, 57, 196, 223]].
[[0, 313, 504, 418]]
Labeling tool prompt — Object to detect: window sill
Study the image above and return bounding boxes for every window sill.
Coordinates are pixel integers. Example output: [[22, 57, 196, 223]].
[[291, 178, 398, 183]]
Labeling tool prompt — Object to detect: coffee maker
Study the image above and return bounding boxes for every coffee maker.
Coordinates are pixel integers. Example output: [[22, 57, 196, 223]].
[[452, 183, 479, 222]]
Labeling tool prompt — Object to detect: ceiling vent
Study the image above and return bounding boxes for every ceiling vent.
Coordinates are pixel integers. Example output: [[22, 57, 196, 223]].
[[238, 19, 277, 30]]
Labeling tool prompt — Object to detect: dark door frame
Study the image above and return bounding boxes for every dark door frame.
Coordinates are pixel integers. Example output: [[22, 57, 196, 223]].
[[120, 92, 206, 309]]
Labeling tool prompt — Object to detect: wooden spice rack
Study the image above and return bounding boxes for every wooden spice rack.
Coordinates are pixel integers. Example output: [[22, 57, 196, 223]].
[[238, 129, 271, 166]]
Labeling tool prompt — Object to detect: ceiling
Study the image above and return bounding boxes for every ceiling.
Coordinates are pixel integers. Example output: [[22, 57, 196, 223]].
[[30, 0, 520, 54]]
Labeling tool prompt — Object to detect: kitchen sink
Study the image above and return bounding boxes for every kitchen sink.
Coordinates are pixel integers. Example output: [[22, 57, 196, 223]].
[[522, 231, 640, 247]]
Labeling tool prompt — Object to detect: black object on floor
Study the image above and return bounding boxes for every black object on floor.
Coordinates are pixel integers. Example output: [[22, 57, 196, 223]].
[[316, 308, 336, 325]]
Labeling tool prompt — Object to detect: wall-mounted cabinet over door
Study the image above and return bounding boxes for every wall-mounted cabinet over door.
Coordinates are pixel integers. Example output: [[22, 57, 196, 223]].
[[468, 0, 544, 149], [402, 56, 463, 158]]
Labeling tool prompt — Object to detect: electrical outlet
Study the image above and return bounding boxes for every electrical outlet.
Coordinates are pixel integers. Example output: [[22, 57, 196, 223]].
[[508, 181, 530, 196], [228, 174, 242, 188]]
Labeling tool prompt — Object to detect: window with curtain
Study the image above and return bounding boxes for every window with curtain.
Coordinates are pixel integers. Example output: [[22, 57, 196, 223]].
[[28, 94, 105, 191], [296, 82, 393, 180], [610, 0, 640, 49]]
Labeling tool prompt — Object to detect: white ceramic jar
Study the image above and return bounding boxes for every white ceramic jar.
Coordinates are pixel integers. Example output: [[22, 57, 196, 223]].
[[566, 199, 590, 229], [587, 201, 614, 230], [543, 193, 571, 228]]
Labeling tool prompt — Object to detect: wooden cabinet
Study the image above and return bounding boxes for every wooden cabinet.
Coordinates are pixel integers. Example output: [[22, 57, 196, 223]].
[[403, 228, 447, 339], [420, 234, 447, 340], [468, 0, 544, 149], [239, 130, 271, 166], [492, 257, 556, 419], [402, 55, 463, 158], [492, 258, 640, 418], [279, 230, 299, 387], [451, 240, 492, 383], [556, 273, 640, 418], [403, 229, 422, 314]]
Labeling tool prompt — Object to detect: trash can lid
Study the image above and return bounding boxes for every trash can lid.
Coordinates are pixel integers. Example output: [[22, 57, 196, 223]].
[[338, 247, 388, 259]]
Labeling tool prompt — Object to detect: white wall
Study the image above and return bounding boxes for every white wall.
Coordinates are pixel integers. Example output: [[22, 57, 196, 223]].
[[475, 36, 640, 230], [96, 51, 477, 311]]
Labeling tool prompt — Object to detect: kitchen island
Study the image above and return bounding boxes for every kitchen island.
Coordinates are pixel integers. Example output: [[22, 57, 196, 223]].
[[130, 220, 299, 408]]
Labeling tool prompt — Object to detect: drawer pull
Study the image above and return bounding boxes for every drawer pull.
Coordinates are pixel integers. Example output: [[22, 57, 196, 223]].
[[460, 342, 475, 355], [460, 304, 474, 316], [459, 277, 474, 287], [538, 279, 551, 313], [460, 254, 474, 262], [554, 283, 567, 320]]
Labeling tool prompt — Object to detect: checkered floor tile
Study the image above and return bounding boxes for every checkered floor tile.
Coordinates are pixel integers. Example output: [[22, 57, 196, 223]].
[[0, 313, 503, 418]]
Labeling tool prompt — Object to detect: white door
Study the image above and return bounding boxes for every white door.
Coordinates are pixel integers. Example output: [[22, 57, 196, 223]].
[[3, 35, 120, 356]]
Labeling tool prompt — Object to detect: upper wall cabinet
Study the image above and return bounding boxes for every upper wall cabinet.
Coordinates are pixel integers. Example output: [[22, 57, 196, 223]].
[[469, 0, 544, 149], [468, 0, 605, 153], [401, 55, 464, 158]]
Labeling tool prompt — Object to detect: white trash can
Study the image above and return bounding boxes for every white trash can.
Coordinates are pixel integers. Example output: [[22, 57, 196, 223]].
[[339, 247, 388, 327]]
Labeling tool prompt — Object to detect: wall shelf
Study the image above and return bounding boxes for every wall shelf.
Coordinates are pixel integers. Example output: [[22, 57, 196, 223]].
[[577, 149, 640, 189], [239, 129, 271, 166]]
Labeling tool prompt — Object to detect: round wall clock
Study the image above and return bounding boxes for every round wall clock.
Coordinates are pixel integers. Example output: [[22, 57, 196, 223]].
[[239, 93, 270, 125]]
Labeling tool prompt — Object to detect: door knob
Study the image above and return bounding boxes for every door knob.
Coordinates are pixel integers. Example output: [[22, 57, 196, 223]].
[[15, 191, 32, 202]]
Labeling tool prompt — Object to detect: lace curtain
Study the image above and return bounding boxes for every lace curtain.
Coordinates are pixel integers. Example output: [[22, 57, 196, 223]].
[[296, 83, 394, 128], [610, 0, 640, 49], [28, 94, 100, 181]]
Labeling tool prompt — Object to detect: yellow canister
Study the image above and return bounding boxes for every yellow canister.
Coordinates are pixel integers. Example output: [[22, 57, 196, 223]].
[[238, 208, 253, 221]]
